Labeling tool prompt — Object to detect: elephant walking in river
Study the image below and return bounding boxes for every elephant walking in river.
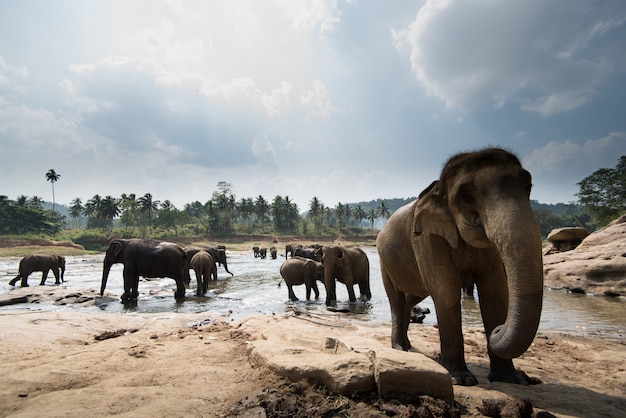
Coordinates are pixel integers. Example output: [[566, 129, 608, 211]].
[[9, 254, 66, 287]]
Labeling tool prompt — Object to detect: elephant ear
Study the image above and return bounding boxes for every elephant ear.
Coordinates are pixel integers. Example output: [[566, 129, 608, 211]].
[[413, 181, 459, 249], [109, 240, 125, 259]]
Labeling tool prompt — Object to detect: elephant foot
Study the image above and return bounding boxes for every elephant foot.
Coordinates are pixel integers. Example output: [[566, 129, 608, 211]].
[[8, 279, 18, 286], [20, 283, 30, 288], [449, 369, 479, 386], [488, 368, 539, 385]]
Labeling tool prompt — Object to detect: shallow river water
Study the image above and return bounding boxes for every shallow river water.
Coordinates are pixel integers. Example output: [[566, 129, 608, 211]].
[[1, 248, 625, 336]]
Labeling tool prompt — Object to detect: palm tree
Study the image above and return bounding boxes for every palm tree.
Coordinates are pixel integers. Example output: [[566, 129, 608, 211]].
[[69, 198, 84, 228], [377, 201, 391, 225], [138, 193, 160, 233], [45, 169, 60, 212], [353, 205, 366, 229], [367, 208, 378, 231]]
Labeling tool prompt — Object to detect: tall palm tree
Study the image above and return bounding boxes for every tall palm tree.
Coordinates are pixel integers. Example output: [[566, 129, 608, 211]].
[[367, 208, 378, 231], [353, 205, 366, 229], [45, 169, 61, 212], [138, 193, 160, 233], [377, 201, 391, 225]]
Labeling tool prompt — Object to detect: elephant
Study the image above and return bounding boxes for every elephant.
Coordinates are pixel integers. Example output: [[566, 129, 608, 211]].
[[376, 148, 544, 386], [294, 247, 321, 261], [270, 247, 277, 259], [259, 247, 267, 259], [253, 246, 260, 258], [279, 256, 325, 301], [9, 254, 66, 287], [314, 245, 371, 306], [100, 239, 187, 302], [184, 246, 233, 284], [285, 244, 301, 259], [190, 251, 215, 295]]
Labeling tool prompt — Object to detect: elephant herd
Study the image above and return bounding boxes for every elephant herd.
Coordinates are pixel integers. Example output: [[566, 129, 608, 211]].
[[278, 244, 372, 306], [5, 149, 545, 388]]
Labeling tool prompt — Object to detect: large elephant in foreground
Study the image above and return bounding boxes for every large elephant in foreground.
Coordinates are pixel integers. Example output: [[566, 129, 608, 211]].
[[9, 254, 66, 287], [279, 256, 325, 301], [100, 239, 187, 302], [190, 251, 215, 295], [376, 148, 543, 386], [315, 245, 371, 306]]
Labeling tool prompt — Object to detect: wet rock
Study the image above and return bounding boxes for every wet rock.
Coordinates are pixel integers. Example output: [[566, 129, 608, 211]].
[[0, 295, 30, 306], [547, 227, 590, 243]]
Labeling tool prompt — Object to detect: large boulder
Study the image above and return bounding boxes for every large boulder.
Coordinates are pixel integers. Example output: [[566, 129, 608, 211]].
[[543, 214, 626, 296], [545, 227, 590, 253], [240, 312, 453, 401]]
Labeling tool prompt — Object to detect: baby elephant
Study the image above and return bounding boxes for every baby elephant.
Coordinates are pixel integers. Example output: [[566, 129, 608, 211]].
[[9, 254, 66, 287], [279, 257, 324, 301], [190, 251, 216, 295]]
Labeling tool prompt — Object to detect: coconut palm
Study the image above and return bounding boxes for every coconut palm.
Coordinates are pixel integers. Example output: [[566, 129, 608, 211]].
[[45, 169, 60, 212]]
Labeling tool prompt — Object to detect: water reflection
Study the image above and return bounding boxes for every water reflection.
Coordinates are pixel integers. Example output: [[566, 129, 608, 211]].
[[1, 248, 624, 336]]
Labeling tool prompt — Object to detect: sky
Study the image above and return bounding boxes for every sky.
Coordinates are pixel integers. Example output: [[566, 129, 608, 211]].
[[1, 0, 625, 213]]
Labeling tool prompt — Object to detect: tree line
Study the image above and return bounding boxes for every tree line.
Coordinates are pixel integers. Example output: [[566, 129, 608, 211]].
[[2, 156, 624, 238]]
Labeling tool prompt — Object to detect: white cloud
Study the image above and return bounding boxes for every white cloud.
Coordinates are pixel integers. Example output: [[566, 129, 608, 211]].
[[300, 80, 336, 119], [524, 132, 626, 175], [393, 0, 626, 116]]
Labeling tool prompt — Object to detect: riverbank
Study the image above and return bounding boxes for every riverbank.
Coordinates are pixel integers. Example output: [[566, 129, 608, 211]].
[[1, 238, 625, 416], [0, 287, 624, 417]]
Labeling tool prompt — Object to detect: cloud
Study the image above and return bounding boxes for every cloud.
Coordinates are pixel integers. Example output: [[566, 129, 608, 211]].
[[393, 0, 626, 116], [524, 131, 626, 175]]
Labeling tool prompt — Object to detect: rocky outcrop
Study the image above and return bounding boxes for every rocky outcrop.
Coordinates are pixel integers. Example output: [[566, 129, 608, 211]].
[[240, 311, 454, 401], [545, 227, 590, 254], [543, 214, 626, 296]]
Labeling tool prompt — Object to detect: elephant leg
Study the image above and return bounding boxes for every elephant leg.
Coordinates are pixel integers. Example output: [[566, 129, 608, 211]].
[[20, 274, 30, 287], [173, 278, 186, 300], [288, 285, 299, 301], [312, 282, 320, 299], [344, 275, 357, 303], [195, 271, 203, 296], [432, 294, 476, 385], [305, 284, 312, 301], [52, 267, 61, 285], [9, 275, 21, 286], [358, 280, 372, 300], [211, 265, 218, 281], [40, 270, 49, 285], [383, 276, 414, 350], [477, 280, 531, 384]]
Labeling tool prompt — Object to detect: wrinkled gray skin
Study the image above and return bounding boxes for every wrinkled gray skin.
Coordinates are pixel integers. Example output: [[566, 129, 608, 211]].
[[315, 245, 371, 306], [184, 246, 233, 284], [377, 148, 543, 386], [279, 256, 325, 301], [190, 251, 215, 295], [9, 254, 66, 286], [100, 239, 187, 302]]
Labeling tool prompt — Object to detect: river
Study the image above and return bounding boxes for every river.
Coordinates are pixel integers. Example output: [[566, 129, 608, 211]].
[[1, 247, 625, 336]]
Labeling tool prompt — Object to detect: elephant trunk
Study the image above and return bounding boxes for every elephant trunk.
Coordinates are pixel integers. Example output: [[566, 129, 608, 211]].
[[485, 202, 544, 359], [100, 260, 113, 296]]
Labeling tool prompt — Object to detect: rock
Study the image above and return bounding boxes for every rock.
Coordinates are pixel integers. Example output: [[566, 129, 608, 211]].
[[543, 214, 626, 295], [372, 347, 453, 401], [241, 314, 453, 400], [547, 227, 590, 243]]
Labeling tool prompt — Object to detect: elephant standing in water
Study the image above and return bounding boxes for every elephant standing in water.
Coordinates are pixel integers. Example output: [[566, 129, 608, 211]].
[[377, 148, 543, 386], [100, 239, 187, 302], [190, 251, 215, 295], [184, 246, 233, 284], [279, 257, 324, 301], [315, 245, 371, 306], [9, 254, 66, 287]]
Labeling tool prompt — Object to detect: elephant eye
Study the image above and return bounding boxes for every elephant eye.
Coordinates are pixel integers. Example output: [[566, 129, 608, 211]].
[[460, 192, 474, 204]]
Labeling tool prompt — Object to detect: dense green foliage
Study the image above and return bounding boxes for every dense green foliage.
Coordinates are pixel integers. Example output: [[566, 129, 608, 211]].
[[0, 196, 64, 235], [576, 156, 626, 228]]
